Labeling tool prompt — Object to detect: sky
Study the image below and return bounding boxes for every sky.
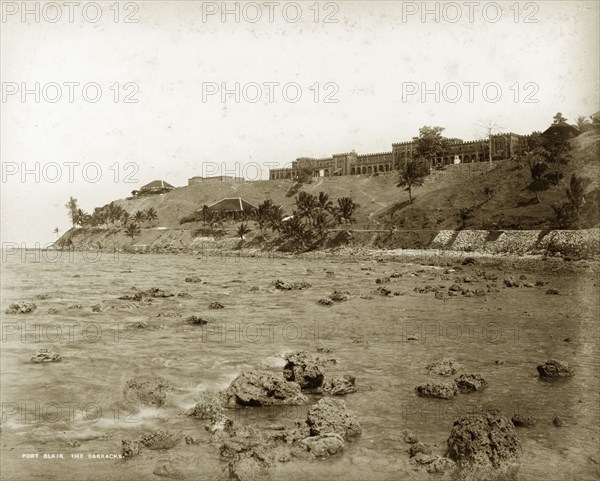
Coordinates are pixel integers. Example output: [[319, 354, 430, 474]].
[[1, 0, 599, 246]]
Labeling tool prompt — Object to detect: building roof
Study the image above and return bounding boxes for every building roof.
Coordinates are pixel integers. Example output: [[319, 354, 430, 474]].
[[141, 180, 174, 190], [207, 197, 257, 212]]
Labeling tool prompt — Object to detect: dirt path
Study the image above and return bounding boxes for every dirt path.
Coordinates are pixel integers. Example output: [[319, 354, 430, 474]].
[[358, 188, 387, 225]]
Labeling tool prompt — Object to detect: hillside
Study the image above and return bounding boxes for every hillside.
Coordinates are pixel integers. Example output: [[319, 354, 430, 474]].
[[379, 130, 600, 230], [57, 130, 599, 251]]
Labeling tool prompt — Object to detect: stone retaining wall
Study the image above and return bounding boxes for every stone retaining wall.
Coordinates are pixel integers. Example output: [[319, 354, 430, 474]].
[[406, 229, 600, 258]]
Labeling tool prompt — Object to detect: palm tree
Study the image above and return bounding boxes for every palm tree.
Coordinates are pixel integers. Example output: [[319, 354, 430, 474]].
[[145, 207, 158, 226], [267, 205, 285, 233], [121, 211, 130, 226], [254, 201, 273, 236], [236, 223, 251, 242], [528, 162, 550, 203], [551, 203, 574, 229], [317, 192, 334, 213], [134, 210, 146, 225], [53, 227, 60, 238], [336, 197, 359, 225], [124, 222, 141, 242], [576, 115, 591, 132], [313, 210, 334, 242], [75, 208, 88, 226], [282, 214, 313, 248], [295, 192, 317, 224], [65, 197, 79, 226]]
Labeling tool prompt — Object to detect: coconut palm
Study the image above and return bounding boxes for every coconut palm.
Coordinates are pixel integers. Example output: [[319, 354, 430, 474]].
[[336, 197, 359, 225], [313, 210, 334, 242], [295, 192, 317, 224], [124, 222, 141, 242], [576, 115, 591, 132], [254, 201, 273, 236], [133, 210, 146, 225], [145, 207, 158, 226], [317, 192, 334, 213], [236, 223, 251, 242], [53, 227, 60, 238]]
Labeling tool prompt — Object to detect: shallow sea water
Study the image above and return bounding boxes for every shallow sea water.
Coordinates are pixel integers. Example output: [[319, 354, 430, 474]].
[[1, 251, 599, 480]]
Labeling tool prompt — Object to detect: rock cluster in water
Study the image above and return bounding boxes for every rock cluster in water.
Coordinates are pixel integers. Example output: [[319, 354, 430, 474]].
[[6, 302, 37, 314], [223, 369, 308, 406], [537, 359, 574, 379], [123, 375, 173, 407], [30, 349, 61, 363], [446, 410, 522, 479], [118, 287, 174, 301], [273, 279, 312, 290]]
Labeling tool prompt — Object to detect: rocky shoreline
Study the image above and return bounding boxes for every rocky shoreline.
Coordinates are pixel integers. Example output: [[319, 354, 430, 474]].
[[52, 228, 600, 260]]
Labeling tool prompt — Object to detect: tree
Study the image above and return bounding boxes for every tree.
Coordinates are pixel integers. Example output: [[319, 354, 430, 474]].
[[75, 208, 88, 226], [254, 200, 273, 236], [267, 205, 285, 233], [121, 211, 130, 226], [478, 120, 504, 166], [457, 207, 474, 229], [551, 203, 574, 229], [124, 222, 141, 242], [397, 160, 428, 204], [576, 115, 591, 132], [483, 185, 495, 201], [236, 223, 251, 242], [336, 197, 359, 225], [552, 112, 568, 125], [296, 166, 314, 184], [145, 207, 158, 226], [281, 213, 314, 248], [53, 227, 60, 238], [528, 161, 551, 203], [413, 126, 449, 170], [566, 173, 590, 228], [295, 192, 318, 224], [134, 210, 146, 225], [313, 210, 334, 242], [317, 192, 334, 213], [65, 197, 79, 226]]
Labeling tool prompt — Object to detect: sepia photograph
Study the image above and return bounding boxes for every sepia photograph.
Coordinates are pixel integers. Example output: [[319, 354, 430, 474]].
[[1, 1, 599, 480]]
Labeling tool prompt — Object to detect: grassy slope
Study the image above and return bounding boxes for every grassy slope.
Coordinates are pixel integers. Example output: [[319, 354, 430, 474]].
[[110, 131, 599, 232]]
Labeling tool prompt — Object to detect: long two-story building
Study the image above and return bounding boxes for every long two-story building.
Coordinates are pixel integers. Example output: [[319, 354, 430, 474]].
[[269, 133, 530, 180]]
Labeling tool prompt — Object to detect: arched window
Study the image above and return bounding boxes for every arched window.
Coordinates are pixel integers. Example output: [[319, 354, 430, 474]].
[[351, 167, 356, 175]]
